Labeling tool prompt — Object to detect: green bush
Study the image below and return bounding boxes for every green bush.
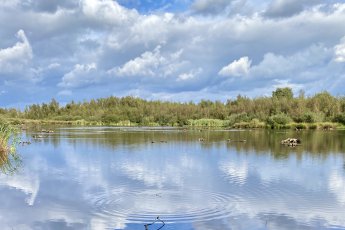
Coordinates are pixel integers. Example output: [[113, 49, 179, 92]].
[[302, 112, 323, 123], [267, 113, 292, 128], [249, 119, 265, 128], [54, 115, 83, 121], [101, 114, 120, 123], [227, 113, 252, 126], [333, 114, 345, 125]]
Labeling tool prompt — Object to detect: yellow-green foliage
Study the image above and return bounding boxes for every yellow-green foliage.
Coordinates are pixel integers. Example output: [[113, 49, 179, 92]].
[[318, 122, 338, 130], [290, 123, 308, 129], [0, 88, 345, 129], [249, 119, 266, 128], [233, 119, 265, 129], [116, 120, 135, 126], [289, 122, 339, 130], [232, 122, 250, 129], [188, 119, 228, 127]]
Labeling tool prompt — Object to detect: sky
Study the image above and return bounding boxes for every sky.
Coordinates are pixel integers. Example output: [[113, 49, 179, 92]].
[[0, 0, 345, 108]]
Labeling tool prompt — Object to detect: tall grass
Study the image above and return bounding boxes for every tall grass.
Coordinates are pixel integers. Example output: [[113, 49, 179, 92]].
[[0, 121, 21, 174], [188, 119, 229, 127]]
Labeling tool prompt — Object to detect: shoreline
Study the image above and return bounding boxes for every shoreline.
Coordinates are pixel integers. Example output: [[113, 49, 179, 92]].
[[3, 117, 344, 130]]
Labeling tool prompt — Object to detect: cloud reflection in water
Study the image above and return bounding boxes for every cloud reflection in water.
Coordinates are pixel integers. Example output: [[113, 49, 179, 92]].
[[0, 129, 344, 229]]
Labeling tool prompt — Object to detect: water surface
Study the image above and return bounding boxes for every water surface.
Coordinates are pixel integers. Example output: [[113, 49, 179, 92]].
[[0, 127, 345, 229]]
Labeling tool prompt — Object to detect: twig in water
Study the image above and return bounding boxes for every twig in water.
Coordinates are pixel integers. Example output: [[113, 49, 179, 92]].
[[144, 216, 165, 230]]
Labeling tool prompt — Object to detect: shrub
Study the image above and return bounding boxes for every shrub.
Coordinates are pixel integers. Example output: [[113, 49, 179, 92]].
[[101, 114, 120, 123], [227, 113, 252, 126], [249, 119, 265, 128], [267, 113, 292, 128], [302, 112, 323, 123], [333, 114, 345, 125]]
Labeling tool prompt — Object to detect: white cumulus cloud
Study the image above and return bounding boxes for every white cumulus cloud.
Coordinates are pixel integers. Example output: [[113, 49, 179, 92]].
[[114, 46, 165, 77], [109, 46, 187, 78], [219, 56, 251, 77], [1, 0, 345, 105], [81, 0, 138, 25], [249, 44, 332, 80], [59, 63, 98, 88], [334, 36, 345, 62], [0, 0, 21, 8], [177, 68, 202, 81], [0, 30, 32, 73]]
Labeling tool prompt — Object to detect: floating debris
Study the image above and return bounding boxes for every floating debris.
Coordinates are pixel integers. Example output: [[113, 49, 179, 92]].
[[144, 216, 165, 230], [281, 138, 301, 147], [151, 141, 168, 143], [19, 141, 31, 145], [41, 129, 54, 133], [227, 139, 246, 142]]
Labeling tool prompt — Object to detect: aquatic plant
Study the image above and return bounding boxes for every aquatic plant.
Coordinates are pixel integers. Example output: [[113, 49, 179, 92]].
[[0, 121, 21, 174]]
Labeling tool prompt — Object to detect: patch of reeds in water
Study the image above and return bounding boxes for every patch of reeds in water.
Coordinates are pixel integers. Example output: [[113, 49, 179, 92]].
[[0, 121, 21, 174]]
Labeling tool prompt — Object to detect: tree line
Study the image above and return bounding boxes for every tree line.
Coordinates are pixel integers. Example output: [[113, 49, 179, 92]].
[[1, 88, 345, 128]]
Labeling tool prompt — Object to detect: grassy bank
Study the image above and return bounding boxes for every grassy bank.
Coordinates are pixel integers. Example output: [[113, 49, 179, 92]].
[[3, 117, 344, 130], [5, 118, 140, 127]]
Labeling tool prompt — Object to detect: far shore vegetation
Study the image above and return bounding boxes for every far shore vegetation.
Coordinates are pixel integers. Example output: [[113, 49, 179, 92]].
[[1, 88, 345, 130]]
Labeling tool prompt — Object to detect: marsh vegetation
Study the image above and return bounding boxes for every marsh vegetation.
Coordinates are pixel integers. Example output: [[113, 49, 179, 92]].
[[1, 88, 345, 129], [0, 121, 21, 174]]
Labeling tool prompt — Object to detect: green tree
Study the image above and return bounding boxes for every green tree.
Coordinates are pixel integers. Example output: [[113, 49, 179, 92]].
[[272, 87, 293, 99]]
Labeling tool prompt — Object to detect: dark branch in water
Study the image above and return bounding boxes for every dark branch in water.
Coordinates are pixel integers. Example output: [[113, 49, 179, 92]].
[[144, 216, 165, 230]]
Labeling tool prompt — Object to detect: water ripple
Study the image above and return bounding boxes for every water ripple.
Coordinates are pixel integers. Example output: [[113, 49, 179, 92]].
[[88, 187, 241, 223]]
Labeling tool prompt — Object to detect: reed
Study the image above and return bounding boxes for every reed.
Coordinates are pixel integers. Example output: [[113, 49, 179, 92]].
[[0, 121, 21, 174], [188, 119, 228, 127]]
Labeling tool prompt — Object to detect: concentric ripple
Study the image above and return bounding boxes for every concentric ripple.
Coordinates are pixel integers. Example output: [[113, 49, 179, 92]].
[[88, 187, 241, 223]]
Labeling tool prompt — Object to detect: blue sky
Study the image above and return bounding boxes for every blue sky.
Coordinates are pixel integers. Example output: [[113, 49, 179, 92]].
[[0, 0, 345, 108], [117, 0, 191, 13]]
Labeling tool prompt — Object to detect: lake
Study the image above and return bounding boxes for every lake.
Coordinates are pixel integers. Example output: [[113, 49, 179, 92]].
[[0, 127, 345, 230]]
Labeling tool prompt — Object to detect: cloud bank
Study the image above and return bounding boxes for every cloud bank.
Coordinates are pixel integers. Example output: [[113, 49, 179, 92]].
[[0, 0, 345, 107]]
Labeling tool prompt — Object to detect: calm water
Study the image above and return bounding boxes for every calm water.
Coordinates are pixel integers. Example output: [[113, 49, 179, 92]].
[[1, 127, 345, 230]]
